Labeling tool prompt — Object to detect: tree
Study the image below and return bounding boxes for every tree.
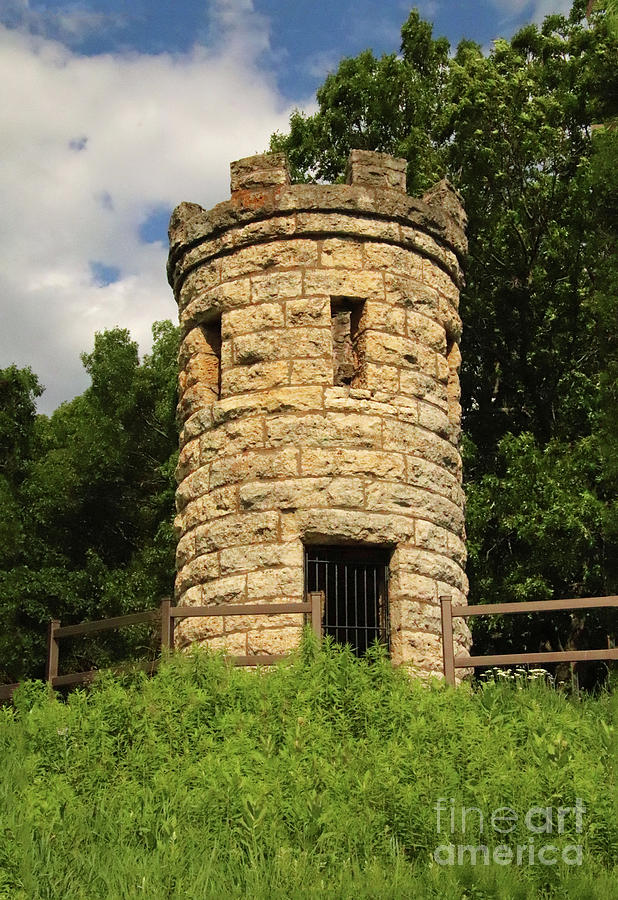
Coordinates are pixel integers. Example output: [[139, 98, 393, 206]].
[[0, 322, 179, 683]]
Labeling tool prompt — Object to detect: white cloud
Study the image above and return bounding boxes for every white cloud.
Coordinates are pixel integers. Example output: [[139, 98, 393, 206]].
[[0, 3, 304, 413]]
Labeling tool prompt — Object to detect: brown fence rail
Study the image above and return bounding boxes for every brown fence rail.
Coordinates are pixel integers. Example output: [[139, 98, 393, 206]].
[[440, 594, 618, 686], [3, 593, 615, 700], [0, 593, 324, 702]]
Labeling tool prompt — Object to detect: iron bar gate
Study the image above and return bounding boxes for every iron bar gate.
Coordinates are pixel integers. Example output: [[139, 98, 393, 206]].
[[304, 546, 389, 655]]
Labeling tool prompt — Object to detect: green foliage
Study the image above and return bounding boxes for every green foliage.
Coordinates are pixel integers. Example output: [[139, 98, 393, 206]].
[[0, 322, 179, 683], [0, 644, 616, 898]]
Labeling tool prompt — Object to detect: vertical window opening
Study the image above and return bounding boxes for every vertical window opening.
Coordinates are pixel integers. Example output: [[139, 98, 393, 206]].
[[305, 545, 389, 656], [331, 297, 362, 386], [445, 335, 461, 429], [201, 318, 221, 401]]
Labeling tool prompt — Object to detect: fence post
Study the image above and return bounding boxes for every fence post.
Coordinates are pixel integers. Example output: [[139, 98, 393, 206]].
[[45, 619, 60, 685], [161, 598, 172, 651], [309, 592, 322, 641], [440, 595, 456, 686]]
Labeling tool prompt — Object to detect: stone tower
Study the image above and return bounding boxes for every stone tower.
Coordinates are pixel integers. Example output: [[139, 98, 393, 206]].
[[167, 150, 470, 676]]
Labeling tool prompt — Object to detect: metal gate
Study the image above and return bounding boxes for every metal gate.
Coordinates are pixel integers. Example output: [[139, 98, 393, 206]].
[[304, 546, 390, 655]]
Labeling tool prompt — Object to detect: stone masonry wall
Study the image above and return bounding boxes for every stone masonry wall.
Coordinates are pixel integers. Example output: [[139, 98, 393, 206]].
[[168, 149, 471, 676]]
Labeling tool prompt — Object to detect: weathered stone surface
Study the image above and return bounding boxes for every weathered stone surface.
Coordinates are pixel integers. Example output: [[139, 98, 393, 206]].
[[170, 148, 470, 675], [230, 152, 290, 193], [346, 150, 407, 192]]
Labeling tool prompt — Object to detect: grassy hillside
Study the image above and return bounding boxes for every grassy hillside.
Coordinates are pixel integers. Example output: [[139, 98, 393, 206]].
[[1, 637, 616, 899]]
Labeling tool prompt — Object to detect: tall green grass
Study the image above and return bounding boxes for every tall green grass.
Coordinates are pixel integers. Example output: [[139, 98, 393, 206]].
[[1, 635, 616, 899]]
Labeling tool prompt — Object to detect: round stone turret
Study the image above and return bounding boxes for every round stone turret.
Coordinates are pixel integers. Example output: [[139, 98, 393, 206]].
[[168, 149, 470, 676]]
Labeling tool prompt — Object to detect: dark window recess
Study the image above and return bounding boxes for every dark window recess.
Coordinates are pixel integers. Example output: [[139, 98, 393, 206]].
[[305, 546, 389, 655], [331, 298, 362, 386], [202, 319, 222, 401]]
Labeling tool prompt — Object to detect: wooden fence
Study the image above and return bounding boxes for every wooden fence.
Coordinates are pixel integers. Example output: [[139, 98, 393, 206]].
[[440, 594, 618, 685], [1, 592, 616, 700], [0, 593, 323, 702]]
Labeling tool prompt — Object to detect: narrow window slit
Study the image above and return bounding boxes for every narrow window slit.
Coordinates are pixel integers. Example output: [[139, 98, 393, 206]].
[[200, 318, 222, 402], [331, 297, 363, 386]]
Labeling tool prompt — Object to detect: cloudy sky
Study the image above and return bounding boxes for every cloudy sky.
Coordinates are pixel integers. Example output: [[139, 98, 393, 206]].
[[0, 0, 572, 413]]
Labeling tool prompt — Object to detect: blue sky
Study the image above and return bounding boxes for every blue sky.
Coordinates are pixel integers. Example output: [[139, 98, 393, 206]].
[[0, 0, 572, 411]]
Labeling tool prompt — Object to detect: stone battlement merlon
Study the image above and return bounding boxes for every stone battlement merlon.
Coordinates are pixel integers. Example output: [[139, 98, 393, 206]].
[[167, 151, 467, 290]]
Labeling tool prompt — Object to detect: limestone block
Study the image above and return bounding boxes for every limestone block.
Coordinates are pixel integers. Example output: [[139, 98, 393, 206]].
[[219, 541, 303, 575], [356, 331, 434, 373], [181, 407, 213, 443], [396, 547, 467, 593], [176, 551, 220, 594], [418, 401, 450, 439], [228, 611, 305, 633], [181, 279, 251, 328], [322, 389, 396, 417], [179, 326, 218, 366], [220, 240, 318, 283], [223, 303, 284, 338], [295, 212, 400, 242], [414, 520, 450, 553], [388, 569, 437, 603], [212, 386, 322, 423], [290, 358, 333, 384], [180, 487, 238, 531], [395, 600, 442, 633], [202, 633, 248, 654], [233, 331, 288, 365], [363, 243, 423, 279], [301, 447, 405, 480], [228, 215, 296, 248], [384, 274, 439, 313], [266, 413, 382, 450], [176, 530, 196, 568], [358, 362, 399, 393], [194, 511, 280, 554], [321, 238, 364, 269], [174, 615, 223, 650], [423, 264, 459, 303], [210, 448, 299, 489], [406, 311, 446, 352], [382, 421, 460, 475], [389, 630, 444, 671], [303, 269, 384, 301], [246, 567, 304, 599], [176, 437, 200, 482], [183, 352, 220, 389], [345, 150, 407, 192], [285, 296, 330, 327], [447, 532, 467, 566], [246, 626, 304, 656], [239, 477, 332, 511], [204, 574, 247, 604], [177, 383, 218, 422], [252, 270, 303, 303], [357, 302, 406, 336], [222, 360, 289, 396], [365, 481, 464, 533], [288, 327, 331, 359], [230, 152, 290, 192], [178, 262, 220, 311], [281, 508, 414, 545], [399, 369, 448, 409]]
